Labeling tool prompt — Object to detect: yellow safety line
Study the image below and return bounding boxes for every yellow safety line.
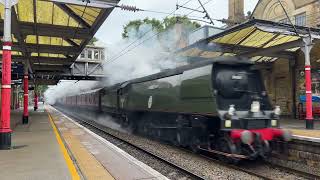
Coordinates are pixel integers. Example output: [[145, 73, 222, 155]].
[[47, 112, 81, 180]]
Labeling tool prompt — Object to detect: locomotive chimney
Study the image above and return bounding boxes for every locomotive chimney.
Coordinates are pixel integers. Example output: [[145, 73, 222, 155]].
[[228, 0, 245, 26]]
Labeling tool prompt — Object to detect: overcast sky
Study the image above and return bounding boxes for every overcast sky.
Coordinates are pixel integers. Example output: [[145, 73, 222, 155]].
[[95, 0, 259, 45]]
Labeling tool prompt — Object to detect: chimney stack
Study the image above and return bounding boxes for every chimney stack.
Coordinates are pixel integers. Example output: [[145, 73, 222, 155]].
[[228, 0, 245, 26]]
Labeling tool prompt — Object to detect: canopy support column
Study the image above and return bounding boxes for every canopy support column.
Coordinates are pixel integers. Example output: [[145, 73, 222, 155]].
[[0, 0, 17, 150], [301, 36, 314, 129]]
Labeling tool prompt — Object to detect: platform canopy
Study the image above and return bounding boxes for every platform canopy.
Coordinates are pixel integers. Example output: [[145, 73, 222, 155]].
[[0, 0, 119, 83], [177, 19, 320, 63]]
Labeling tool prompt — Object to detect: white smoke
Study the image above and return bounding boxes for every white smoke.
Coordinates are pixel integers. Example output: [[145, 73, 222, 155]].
[[44, 22, 194, 104], [102, 23, 191, 85], [44, 80, 100, 104]]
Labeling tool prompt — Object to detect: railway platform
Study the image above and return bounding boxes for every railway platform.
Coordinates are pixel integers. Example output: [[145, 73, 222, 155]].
[[281, 119, 320, 141], [0, 104, 167, 180], [0, 104, 75, 180]]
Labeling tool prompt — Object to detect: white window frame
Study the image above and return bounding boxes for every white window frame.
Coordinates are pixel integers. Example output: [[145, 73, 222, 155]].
[[87, 49, 93, 59], [94, 50, 99, 60], [295, 12, 306, 26]]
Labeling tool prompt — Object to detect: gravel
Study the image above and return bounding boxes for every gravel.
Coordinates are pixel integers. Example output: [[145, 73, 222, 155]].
[[54, 106, 310, 180]]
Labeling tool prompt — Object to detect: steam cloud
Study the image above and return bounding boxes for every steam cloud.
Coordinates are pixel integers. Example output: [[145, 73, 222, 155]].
[[45, 23, 194, 104], [44, 81, 100, 104], [102, 23, 191, 85]]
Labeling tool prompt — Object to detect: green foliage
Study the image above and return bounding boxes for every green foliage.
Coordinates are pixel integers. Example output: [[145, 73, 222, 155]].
[[36, 85, 48, 95], [163, 16, 201, 31], [122, 16, 201, 39], [88, 37, 98, 45], [122, 18, 164, 38]]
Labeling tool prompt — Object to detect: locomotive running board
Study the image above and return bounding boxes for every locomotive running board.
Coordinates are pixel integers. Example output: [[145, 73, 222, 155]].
[[198, 147, 249, 159]]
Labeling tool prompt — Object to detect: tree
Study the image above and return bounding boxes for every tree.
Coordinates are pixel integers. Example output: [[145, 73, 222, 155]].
[[88, 37, 98, 45], [122, 16, 201, 39], [163, 16, 201, 31], [122, 18, 163, 38]]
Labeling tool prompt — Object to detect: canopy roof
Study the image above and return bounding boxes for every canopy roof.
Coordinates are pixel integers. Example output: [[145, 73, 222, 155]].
[[177, 19, 320, 63], [0, 0, 119, 80]]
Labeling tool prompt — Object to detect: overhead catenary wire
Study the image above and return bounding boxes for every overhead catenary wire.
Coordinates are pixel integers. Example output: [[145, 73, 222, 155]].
[[176, 0, 215, 24], [107, 27, 167, 66], [140, 9, 208, 19], [185, 0, 214, 16], [107, 0, 216, 65], [276, 0, 299, 35], [197, 0, 214, 25], [108, 0, 317, 66], [105, 0, 195, 64], [87, 0, 195, 76]]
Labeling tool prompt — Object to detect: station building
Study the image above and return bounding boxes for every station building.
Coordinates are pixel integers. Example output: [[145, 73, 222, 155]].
[[231, 0, 320, 118], [78, 45, 105, 63], [179, 0, 320, 119]]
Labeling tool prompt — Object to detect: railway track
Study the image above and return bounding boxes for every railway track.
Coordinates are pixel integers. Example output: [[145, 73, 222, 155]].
[[265, 161, 320, 180], [198, 145, 320, 180], [62, 112, 204, 180], [53, 106, 319, 180], [77, 118, 278, 180]]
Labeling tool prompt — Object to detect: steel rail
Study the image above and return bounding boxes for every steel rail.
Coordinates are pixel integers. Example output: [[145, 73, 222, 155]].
[[197, 154, 273, 180], [63, 112, 205, 180], [266, 161, 320, 180], [76, 116, 275, 180], [54, 107, 318, 180]]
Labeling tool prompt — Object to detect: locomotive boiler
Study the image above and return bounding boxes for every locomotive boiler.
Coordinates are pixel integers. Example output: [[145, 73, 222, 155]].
[[57, 56, 291, 162]]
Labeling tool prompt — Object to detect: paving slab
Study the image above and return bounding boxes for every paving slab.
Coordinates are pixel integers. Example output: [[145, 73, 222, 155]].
[[0, 105, 72, 180], [48, 106, 168, 180], [281, 118, 320, 140]]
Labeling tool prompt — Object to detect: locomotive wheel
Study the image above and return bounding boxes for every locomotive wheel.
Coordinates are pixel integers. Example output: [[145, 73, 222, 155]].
[[121, 116, 129, 128], [174, 131, 181, 146], [261, 140, 271, 158], [217, 137, 240, 164], [122, 113, 139, 133], [137, 118, 147, 135], [190, 137, 201, 153]]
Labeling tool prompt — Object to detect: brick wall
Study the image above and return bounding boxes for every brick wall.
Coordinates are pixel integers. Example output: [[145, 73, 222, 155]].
[[262, 59, 293, 116]]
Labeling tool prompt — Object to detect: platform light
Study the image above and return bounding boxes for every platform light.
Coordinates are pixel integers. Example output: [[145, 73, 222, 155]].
[[274, 106, 281, 116], [271, 119, 277, 127], [251, 101, 260, 113], [228, 104, 236, 116], [225, 120, 232, 128]]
